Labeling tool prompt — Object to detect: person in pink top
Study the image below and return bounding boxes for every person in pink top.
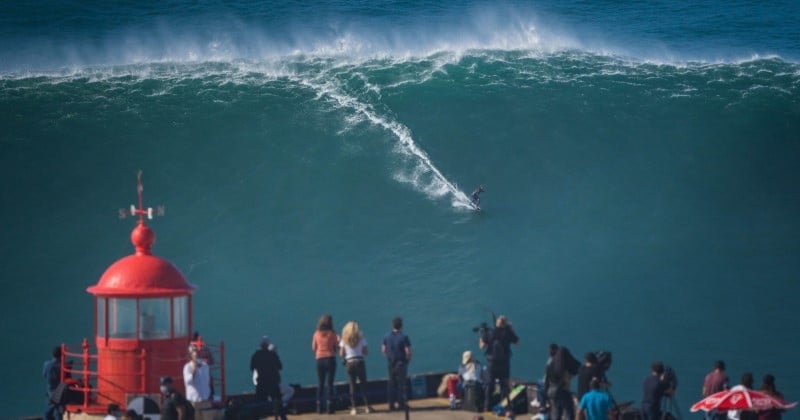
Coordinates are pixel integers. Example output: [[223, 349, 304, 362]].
[[312, 314, 339, 414]]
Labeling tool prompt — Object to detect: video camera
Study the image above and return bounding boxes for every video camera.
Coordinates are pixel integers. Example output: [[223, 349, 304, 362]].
[[472, 322, 490, 335], [662, 366, 678, 391]]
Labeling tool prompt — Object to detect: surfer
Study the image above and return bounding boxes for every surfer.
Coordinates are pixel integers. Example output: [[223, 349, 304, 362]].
[[470, 185, 485, 208]]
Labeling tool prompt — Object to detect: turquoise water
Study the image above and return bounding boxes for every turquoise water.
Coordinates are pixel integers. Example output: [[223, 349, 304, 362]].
[[1, 1, 799, 418]]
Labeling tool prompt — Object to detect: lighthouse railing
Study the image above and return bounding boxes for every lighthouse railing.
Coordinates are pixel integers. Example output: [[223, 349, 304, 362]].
[[218, 341, 226, 402], [60, 338, 226, 410], [60, 339, 148, 413], [59, 339, 102, 412]]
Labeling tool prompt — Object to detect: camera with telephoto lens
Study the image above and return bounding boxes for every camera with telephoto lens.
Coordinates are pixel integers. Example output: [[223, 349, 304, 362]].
[[472, 322, 490, 335]]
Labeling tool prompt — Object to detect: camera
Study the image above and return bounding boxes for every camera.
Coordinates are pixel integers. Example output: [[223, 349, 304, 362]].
[[472, 322, 490, 334]]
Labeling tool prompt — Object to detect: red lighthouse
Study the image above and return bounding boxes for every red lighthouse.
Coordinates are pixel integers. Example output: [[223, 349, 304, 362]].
[[85, 173, 195, 407]]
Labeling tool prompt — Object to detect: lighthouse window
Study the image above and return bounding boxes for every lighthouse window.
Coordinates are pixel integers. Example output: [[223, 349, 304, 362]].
[[108, 298, 136, 339], [97, 298, 105, 338], [173, 296, 188, 337], [139, 298, 170, 339]]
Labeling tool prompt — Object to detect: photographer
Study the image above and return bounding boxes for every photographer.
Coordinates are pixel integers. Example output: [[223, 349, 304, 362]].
[[478, 315, 519, 412], [640, 361, 676, 420]]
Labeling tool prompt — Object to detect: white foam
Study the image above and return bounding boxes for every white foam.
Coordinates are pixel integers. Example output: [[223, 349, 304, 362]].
[[296, 70, 473, 209]]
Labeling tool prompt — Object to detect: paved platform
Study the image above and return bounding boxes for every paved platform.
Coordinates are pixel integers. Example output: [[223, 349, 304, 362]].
[[278, 398, 506, 420], [63, 398, 522, 420]]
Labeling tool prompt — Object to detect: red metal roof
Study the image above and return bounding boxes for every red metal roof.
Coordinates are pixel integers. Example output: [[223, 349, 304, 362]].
[[87, 223, 195, 297]]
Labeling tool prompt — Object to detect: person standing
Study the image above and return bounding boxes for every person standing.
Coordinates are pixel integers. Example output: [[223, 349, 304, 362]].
[[703, 360, 730, 420], [183, 348, 212, 420], [577, 378, 612, 420], [160, 376, 193, 420], [640, 361, 670, 420], [577, 353, 605, 401], [312, 314, 339, 414], [544, 343, 579, 420], [471, 185, 485, 208], [728, 373, 756, 420], [758, 374, 786, 420], [382, 317, 412, 411], [43, 346, 63, 420], [340, 320, 375, 415], [479, 315, 519, 412], [250, 336, 286, 420]]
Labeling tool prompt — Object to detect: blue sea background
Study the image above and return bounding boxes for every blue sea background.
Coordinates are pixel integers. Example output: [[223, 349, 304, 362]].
[[1, 1, 799, 418]]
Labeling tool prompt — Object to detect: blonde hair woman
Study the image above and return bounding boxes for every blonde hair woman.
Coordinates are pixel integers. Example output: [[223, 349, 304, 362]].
[[340, 321, 374, 415], [312, 314, 338, 414]]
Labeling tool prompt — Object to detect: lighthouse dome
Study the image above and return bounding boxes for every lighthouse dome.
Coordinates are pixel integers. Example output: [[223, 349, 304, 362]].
[[87, 223, 195, 297]]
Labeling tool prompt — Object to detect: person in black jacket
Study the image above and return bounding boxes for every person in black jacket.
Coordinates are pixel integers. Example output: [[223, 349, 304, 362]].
[[479, 315, 519, 411], [250, 336, 286, 420], [160, 376, 193, 420], [640, 361, 672, 420], [577, 353, 606, 400], [42, 346, 63, 420]]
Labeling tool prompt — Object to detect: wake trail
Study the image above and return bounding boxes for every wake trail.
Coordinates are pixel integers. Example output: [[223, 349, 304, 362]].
[[298, 75, 474, 210]]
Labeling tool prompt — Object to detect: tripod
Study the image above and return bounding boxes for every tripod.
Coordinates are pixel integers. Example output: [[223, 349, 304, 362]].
[[661, 395, 683, 420]]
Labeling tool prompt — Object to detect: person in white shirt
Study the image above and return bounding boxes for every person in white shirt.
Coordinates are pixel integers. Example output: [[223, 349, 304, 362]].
[[340, 320, 375, 415], [183, 348, 212, 420]]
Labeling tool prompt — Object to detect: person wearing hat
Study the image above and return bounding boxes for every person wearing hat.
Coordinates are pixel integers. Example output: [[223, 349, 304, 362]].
[[160, 376, 193, 420], [459, 351, 487, 384], [250, 336, 286, 420], [458, 350, 487, 410]]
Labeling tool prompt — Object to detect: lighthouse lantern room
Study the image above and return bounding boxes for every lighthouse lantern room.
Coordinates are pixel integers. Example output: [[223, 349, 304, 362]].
[[85, 172, 195, 407]]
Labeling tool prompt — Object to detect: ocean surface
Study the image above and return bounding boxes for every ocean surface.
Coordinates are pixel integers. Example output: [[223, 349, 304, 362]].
[[1, 1, 799, 418]]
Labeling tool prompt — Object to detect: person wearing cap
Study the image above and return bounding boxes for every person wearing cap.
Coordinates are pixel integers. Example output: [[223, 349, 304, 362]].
[[253, 342, 296, 412], [189, 331, 214, 365], [459, 350, 487, 384], [183, 348, 212, 420], [457, 350, 487, 410], [160, 376, 192, 420], [577, 377, 613, 420], [250, 336, 286, 420]]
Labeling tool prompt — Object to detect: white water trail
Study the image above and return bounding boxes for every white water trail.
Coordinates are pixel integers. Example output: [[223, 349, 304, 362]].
[[299, 75, 474, 210]]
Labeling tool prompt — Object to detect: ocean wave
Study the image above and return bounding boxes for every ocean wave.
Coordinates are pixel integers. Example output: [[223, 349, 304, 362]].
[[2, 1, 798, 76], [2, 51, 798, 86]]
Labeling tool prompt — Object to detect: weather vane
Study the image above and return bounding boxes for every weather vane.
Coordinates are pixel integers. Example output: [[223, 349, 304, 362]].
[[118, 170, 165, 221]]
